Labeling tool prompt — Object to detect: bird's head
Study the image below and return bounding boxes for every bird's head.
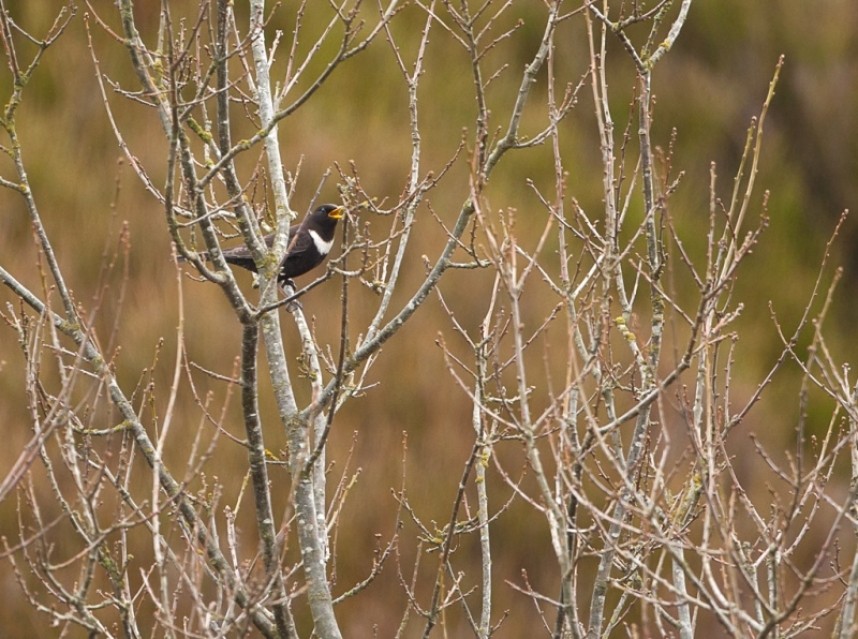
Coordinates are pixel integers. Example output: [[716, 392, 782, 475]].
[[315, 204, 345, 221]]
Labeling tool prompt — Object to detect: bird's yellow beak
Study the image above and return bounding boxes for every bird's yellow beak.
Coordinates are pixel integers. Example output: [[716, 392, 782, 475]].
[[329, 206, 346, 220]]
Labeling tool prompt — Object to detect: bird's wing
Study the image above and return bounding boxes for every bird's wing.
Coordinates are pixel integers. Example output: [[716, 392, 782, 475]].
[[220, 244, 256, 271], [215, 224, 299, 272], [285, 223, 313, 256]]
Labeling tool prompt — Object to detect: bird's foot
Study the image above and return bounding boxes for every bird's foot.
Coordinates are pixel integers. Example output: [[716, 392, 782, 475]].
[[279, 279, 302, 311]]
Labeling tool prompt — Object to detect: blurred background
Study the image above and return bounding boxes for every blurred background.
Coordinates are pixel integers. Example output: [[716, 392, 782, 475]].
[[1, 1, 857, 635]]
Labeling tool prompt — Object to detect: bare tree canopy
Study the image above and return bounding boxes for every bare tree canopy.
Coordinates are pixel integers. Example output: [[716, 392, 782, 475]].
[[1, 1, 857, 637]]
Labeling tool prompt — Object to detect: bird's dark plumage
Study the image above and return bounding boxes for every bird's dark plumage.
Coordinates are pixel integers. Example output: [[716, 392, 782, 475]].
[[192, 204, 345, 287]]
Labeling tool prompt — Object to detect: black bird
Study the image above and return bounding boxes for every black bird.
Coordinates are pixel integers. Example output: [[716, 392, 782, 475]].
[[190, 204, 345, 288]]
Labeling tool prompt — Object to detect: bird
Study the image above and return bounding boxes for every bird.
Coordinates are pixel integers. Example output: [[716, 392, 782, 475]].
[[187, 204, 345, 289]]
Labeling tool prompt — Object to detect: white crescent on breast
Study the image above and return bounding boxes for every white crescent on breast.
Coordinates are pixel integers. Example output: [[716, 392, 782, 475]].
[[308, 229, 333, 256]]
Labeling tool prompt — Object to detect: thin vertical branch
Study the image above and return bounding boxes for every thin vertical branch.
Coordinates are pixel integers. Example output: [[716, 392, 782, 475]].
[[247, 1, 340, 635], [241, 322, 295, 637]]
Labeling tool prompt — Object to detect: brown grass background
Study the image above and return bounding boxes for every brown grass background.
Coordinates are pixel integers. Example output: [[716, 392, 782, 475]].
[[1, 1, 858, 636]]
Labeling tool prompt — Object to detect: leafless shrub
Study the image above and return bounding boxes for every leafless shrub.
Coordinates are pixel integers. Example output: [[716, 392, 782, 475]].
[[1, 1, 855, 637]]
